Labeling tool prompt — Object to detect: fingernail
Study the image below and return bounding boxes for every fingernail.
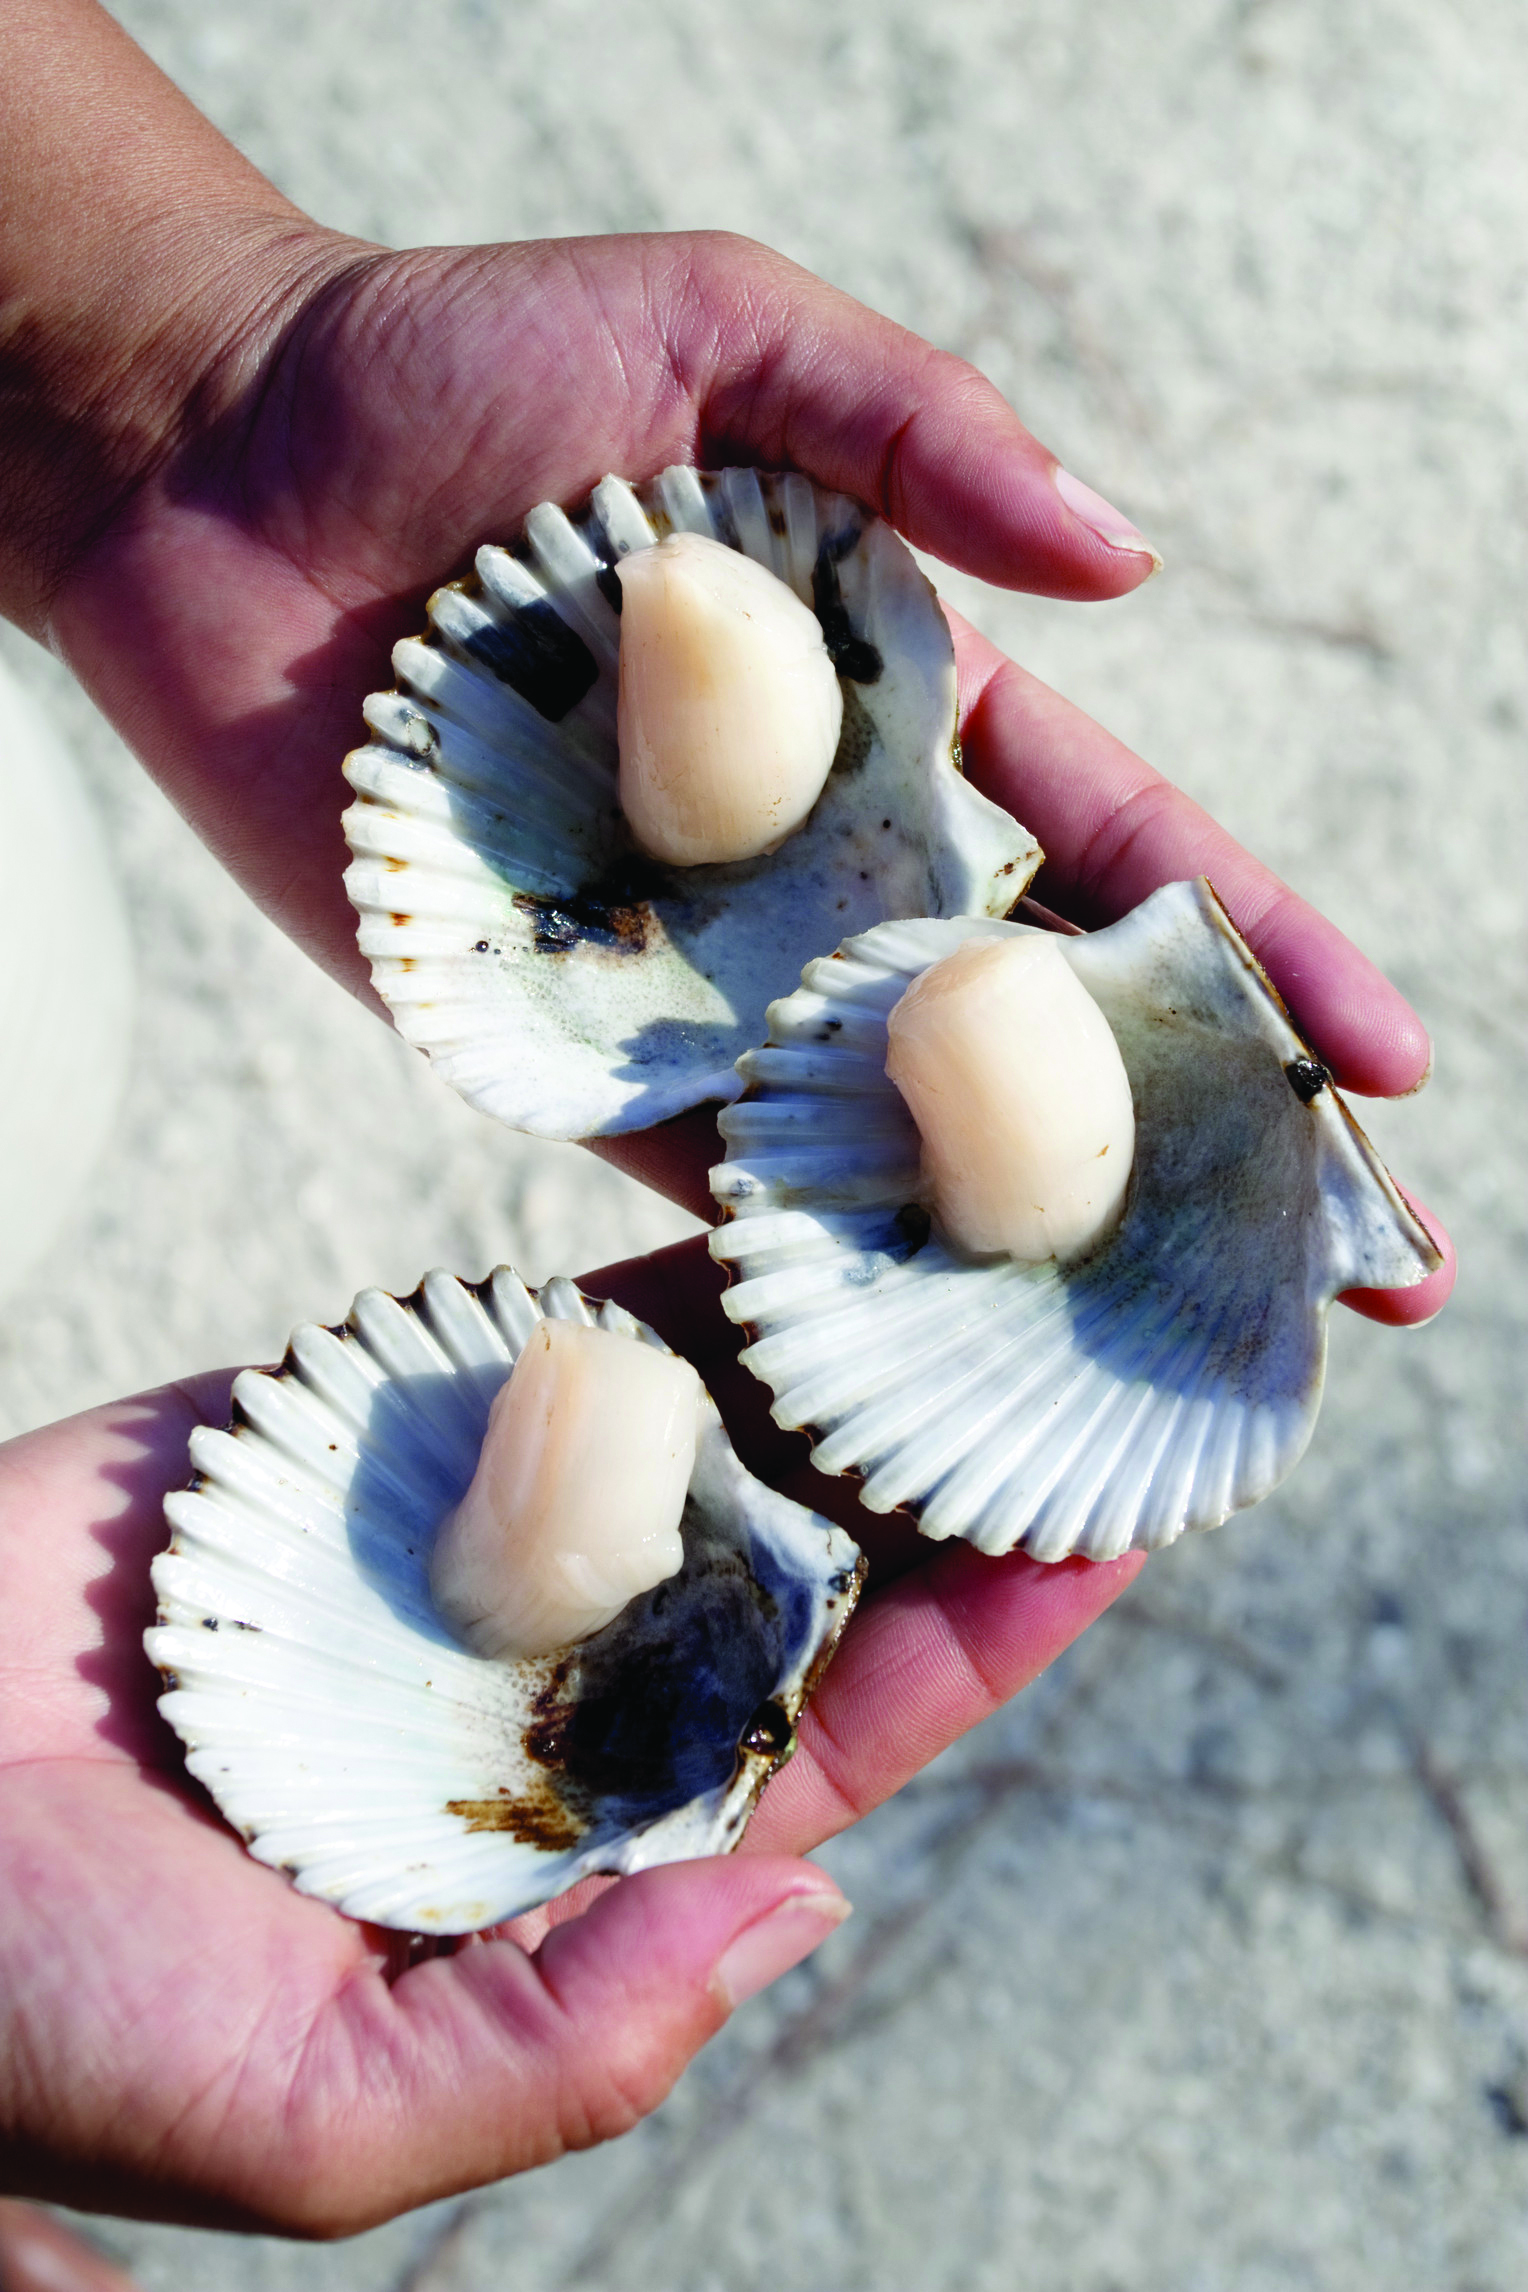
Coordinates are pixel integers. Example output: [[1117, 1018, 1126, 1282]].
[[1396, 1044, 1434, 1098], [1054, 468, 1162, 571], [712, 1886, 851, 2009]]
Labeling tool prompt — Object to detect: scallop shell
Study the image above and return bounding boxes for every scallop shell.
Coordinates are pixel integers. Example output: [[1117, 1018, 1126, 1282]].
[[147, 1270, 863, 1934], [342, 468, 1040, 1139], [709, 880, 1439, 1564]]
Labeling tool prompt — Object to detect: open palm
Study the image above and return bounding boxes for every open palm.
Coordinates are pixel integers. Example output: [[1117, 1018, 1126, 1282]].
[[0, 1232, 1140, 2233]]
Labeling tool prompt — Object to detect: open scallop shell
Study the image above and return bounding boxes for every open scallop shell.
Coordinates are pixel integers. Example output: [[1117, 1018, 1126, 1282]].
[[147, 1270, 863, 1934], [709, 881, 1439, 1564], [342, 467, 1039, 1139]]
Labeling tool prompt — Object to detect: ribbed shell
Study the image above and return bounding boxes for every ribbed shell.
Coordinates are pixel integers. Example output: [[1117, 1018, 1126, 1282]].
[[147, 1270, 862, 1934], [709, 882, 1439, 1563], [342, 468, 1039, 1139]]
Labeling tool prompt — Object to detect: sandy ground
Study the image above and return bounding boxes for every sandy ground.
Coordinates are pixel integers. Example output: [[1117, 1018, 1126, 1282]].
[[2, 0, 1524, 2284]]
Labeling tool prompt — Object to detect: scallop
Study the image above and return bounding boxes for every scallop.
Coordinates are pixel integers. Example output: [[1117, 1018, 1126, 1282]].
[[429, 1316, 701, 1661], [146, 1269, 863, 1934], [614, 530, 844, 864], [883, 930, 1136, 1264], [342, 468, 1040, 1140], [709, 881, 1440, 1564]]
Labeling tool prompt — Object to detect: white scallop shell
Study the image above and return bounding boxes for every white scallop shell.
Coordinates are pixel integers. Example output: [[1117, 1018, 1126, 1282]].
[[709, 881, 1439, 1564], [342, 468, 1039, 1139], [147, 1270, 862, 1934]]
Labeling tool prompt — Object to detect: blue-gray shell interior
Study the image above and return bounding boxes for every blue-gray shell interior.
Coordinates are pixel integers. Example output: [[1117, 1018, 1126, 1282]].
[[521, 1462, 858, 1838]]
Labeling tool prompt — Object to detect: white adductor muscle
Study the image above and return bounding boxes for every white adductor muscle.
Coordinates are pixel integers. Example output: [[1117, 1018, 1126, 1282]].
[[615, 531, 843, 866], [430, 1318, 701, 1660], [885, 933, 1135, 1264]]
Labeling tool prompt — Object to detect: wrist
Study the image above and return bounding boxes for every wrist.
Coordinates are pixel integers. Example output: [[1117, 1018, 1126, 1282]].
[[0, 0, 373, 636], [0, 206, 370, 639]]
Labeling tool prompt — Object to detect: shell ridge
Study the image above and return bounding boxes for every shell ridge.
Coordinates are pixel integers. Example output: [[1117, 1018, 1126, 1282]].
[[899, 1291, 1143, 1539], [417, 1270, 515, 1381], [982, 1274, 1247, 1557], [786, 1262, 1085, 1475]]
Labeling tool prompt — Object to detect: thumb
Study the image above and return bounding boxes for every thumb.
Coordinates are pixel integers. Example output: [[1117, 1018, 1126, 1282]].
[[274, 1859, 848, 2235], [668, 233, 1162, 603]]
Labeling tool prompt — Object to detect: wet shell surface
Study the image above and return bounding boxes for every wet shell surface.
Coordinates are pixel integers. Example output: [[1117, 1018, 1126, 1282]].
[[342, 467, 1039, 1139], [709, 880, 1440, 1564], [147, 1271, 863, 1934]]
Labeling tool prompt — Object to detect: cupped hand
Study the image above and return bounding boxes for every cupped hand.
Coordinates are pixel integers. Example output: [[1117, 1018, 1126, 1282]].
[[0, 1234, 1132, 2235], [44, 225, 1450, 1322]]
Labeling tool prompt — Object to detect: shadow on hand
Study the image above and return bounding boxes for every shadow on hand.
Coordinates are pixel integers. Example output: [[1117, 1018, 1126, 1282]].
[[75, 1379, 233, 1776]]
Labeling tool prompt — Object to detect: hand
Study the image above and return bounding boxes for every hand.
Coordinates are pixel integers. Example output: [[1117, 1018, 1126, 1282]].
[[0, 10, 1449, 1321], [0, 1235, 1135, 2234]]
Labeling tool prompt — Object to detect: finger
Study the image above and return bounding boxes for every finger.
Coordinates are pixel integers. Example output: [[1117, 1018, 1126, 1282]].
[[744, 1543, 1142, 1858], [269, 1858, 846, 2233], [1340, 1190, 1455, 1326], [381, 235, 1160, 604], [496, 1871, 618, 1956], [952, 613, 1433, 1099], [664, 234, 1161, 601], [0, 2203, 140, 2292], [223, 230, 1158, 615]]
